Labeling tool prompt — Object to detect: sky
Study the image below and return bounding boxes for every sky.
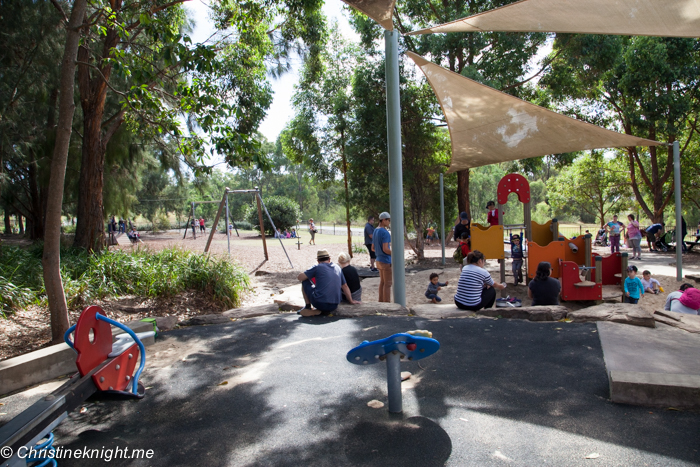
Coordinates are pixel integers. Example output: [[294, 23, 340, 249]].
[[184, 0, 359, 144]]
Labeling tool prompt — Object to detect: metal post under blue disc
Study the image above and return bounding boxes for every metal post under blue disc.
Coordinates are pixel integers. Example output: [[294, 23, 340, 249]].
[[347, 332, 440, 413]]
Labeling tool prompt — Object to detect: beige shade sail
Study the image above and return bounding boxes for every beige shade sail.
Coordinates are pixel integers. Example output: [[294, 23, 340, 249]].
[[406, 52, 662, 172], [408, 0, 700, 36], [340, 0, 395, 30]]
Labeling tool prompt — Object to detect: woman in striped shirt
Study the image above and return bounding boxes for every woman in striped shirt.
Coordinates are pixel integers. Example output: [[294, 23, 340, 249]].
[[454, 250, 507, 311]]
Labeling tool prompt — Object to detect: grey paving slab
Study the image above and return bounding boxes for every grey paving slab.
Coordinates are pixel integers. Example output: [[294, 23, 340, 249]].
[[598, 321, 700, 408], [598, 321, 700, 375], [4, 317, 700, 466]]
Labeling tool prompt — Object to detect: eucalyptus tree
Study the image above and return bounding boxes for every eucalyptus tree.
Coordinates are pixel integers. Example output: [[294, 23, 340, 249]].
[[541, 35, 700, 223], [349, 0, 548, 217], [281, 24, 358, 256], [546, 151, 632, 227], [71, 0, 326, 251]]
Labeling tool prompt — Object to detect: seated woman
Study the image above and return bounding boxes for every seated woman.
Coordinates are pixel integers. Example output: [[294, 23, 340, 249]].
[[337, 252, 362, 302], [528, 261, 561, 306], [454, 250, 506, 311]]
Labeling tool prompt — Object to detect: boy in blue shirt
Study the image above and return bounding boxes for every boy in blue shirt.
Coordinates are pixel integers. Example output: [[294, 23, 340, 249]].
[[624, 265, 644, 304]]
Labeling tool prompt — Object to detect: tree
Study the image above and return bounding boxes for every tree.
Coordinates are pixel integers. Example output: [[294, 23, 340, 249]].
[[542, 35, 700, 223], [282, 24, 357, 256], [349, 0, 548, 217], [42, 0, 89, 343], [72, 0, 327, 251], [547, 152, 632, 227]]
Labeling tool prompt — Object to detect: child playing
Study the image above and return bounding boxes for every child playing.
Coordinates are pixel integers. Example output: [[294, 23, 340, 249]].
[[511, 234, 524, 285], [425, 273, 449, 303], [640, 270, 662, 294], [624, 265, 644, 304], [458, 232, 471, 270], [486, 201, 499, 226]]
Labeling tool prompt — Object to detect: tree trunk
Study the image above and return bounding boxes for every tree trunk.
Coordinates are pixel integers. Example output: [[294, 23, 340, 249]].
[[4, 210, 11, 234], [42, 0, 89, 344], [73, 108, 107, 251], [341, 136, 352, 258], [457, 168, 471, 218], [73, 22, 120, 251], [17, 215, 24, 235]]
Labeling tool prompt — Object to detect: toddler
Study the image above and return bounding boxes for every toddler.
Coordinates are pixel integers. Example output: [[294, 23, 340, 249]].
[[624, 265, 644, 304], [640, 270, 662, 294], [510, 234, 524, 285], [425, 273, 449, 303]]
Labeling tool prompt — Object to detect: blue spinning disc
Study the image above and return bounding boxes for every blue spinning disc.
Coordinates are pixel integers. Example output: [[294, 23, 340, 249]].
[[346, 333, 440, 365]]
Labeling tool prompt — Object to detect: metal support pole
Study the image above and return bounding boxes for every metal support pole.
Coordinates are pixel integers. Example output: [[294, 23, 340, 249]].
[[440, 173, 445, 266], [191, 202, 196, 240], [673, 141, 682, 281], [258, 192, 293, 268], [256, 187, 269, 261], [386, 351, 402, 413], [225, 193, 230, 256], [385, 30, 406, 306]]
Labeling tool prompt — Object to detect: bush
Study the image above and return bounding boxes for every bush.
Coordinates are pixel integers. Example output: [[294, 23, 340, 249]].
[[0, 245, 251, 314], [153, 213, 171, 232], [245, 196, 302, 235], [232, 221, 252, 230]]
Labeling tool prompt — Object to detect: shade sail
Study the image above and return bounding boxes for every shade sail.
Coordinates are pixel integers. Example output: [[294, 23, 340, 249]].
[[406, 52, 662, 172], [408, 0, 700, 37], [340, 0, 395, 30]]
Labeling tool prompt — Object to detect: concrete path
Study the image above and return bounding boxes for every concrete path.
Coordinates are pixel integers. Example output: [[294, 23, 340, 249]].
[[4, 316, 697, 466]]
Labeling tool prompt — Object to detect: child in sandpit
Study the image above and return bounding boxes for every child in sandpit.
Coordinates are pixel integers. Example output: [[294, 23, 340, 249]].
[[425, 273, 449, 304], [641, 270, 662, 295], [624, 265, 644, 304]]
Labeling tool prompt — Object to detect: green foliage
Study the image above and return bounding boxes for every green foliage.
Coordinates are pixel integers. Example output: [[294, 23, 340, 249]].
[[352, 242, 366, 254], [532, 202, 552, 225], [0, 246, 250, 315], [245, 195, 302, 235]]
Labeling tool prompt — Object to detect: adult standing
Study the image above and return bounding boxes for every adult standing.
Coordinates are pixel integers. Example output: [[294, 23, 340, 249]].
[[199, 217, 205, 232], [527, 261, 561, 306], [373, 212, 392, 302], [626, 214, 643, 260], [454, 250, 507, 311], [338, 252, 362, 302], [453, 212, 470, 242], [605, 214, 624, 254], [681, 216, 687, 252], [364, 215, 377, 272], [297, 249, 357, 316], [308, 218, 316, 245]]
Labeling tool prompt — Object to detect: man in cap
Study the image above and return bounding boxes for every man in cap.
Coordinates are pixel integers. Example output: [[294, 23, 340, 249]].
[[372, 212, 393, 302], [297, 249, 358, 316], [453, 211, 471, 242]]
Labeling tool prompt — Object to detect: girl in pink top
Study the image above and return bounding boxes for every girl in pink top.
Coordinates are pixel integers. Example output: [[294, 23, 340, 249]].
[[626, 214, 642, 260]]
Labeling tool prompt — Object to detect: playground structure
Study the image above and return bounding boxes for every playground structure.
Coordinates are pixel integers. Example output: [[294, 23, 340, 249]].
[[470, 173, 628, 302], [186, 187, 293, 269], [0, 306, 153, 466]]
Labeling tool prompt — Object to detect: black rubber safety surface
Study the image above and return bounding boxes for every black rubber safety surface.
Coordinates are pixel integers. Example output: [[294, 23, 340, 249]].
[[52, 315, 700, 466]]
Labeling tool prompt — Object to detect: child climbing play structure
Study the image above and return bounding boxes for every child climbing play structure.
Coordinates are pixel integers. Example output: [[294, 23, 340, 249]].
[[469, 173, 627, 302]]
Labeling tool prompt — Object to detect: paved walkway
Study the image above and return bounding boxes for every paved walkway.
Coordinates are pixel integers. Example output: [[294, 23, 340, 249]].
[[4, 316, 696, 466]]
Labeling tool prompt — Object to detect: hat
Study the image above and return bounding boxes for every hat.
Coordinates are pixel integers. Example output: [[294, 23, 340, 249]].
[[317, 249, 330, 260], [459, 211, 469, 220], [486, 201, 495, 208], [679, 288, 700, 310], [379, 212, 391, 220], [512, 234, 520, 239]]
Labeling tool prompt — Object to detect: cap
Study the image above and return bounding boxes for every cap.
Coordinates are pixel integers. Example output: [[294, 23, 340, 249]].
[[512, 234, 520, 239], [317, 249, 330, 260], [379, 212, 391, 220], [459, 212, 469, 220]]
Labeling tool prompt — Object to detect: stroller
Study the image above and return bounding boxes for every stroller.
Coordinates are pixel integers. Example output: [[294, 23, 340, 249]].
[[594, 228, 608, 246]]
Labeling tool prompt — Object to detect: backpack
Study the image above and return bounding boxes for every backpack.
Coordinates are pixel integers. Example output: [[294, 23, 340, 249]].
[[453, 245, 464, 264]]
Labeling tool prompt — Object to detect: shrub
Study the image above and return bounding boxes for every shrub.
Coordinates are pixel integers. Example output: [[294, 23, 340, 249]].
[[245, 195, 302, 235], [0, 245, 251, 314]]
